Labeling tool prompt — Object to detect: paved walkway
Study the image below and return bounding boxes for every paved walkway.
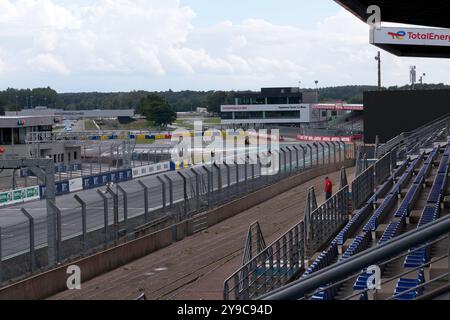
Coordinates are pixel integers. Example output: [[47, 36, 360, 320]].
[[51, 166, 355, 300]]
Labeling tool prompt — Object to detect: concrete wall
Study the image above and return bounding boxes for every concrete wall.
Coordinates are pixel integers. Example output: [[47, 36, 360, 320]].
[[0, 159, 354, 300]]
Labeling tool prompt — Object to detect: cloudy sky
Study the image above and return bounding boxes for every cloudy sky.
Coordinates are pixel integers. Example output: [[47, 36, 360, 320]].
[[0, 0, 449, 92]]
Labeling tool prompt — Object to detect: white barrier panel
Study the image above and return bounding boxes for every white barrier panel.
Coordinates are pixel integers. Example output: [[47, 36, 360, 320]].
[[69, 178, 83, 193], [132, 162, 170, 178], [0, 186, 40, 207]]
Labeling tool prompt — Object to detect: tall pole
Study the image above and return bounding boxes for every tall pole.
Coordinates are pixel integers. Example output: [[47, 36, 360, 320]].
[[375, 51, 381, 90]]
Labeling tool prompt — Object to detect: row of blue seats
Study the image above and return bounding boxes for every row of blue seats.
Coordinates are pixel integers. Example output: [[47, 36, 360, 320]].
[[403, 204, 439, 269], [372, 177, 394, 205], [341, 232, 372, 260], [394, 184, 421, 218], [413, 148, 436, 185], [365, 152, 433, 231], [363, 194, 397, 232], [391, 154, 424, 195], [312, 231, 372, 300], [444, 142, 450, 156], [392, 160, 408, 180], [427, 173, 448, 204], [378, 217, 406, 245], [394, 270, 425, 300], [332, 204, 372, 246], [301, 245, 338, 279]]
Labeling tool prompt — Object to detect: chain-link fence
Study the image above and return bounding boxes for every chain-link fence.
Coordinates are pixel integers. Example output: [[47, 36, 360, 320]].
[[0, 142, 353, 285]]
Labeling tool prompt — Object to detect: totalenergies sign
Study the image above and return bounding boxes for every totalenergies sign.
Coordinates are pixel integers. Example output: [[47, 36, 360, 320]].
[[371, 27, 450, 47]]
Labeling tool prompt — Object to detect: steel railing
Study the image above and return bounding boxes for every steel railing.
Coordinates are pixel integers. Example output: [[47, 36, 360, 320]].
[[259, 215, 450, 300]]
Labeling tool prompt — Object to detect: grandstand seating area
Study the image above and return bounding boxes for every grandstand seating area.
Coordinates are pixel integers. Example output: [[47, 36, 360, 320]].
[[288, 128, 450, 300]]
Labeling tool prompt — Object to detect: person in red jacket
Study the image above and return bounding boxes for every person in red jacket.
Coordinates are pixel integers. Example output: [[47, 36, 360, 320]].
[[325, 177, 333, 200]]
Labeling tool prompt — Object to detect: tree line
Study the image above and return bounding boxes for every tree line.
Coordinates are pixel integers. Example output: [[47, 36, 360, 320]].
[[1, 84, 450, 117]]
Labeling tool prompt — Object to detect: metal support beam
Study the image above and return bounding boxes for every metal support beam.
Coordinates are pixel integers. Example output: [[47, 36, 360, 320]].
[[286, 147, 293, 173], [156, 176, 167, 213], [20, 209, 36, 272], [292, 146, 300, 171], [319, 142, 326, 165], [178, 171, 189, 219], [213, 163, 222, 192], [190, 168, 201, 210], [47, 200, 62, 263], [106, 187, 119, 241], [117, 185, 128, 234], [96, 190, 109, 246], [203, 166, 212, 207], [74, 195, 88, 254], [164, 174, 174, 209], [307, 144, 313, 168], [0, 226, 2, 283], [138, 180, 149, 222], [324, 142, 331, 164]]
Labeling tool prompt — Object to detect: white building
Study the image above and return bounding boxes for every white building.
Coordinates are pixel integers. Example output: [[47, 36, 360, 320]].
[[221, 87, 320, 127]]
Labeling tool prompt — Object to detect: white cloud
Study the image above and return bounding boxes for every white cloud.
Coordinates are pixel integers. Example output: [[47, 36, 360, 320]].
[[0, 1, 449, 90]]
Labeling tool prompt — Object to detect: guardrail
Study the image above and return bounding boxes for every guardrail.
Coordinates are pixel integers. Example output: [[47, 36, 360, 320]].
[[223, 184, 350, 300], [351, 166, 375, 210], [0, 142, 354, 285], [259, 215, 450, 300]]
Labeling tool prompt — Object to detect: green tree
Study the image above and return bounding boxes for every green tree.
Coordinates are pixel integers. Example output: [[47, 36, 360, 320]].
[[206, 91, 232, 115], [138, 93, 176, 127]]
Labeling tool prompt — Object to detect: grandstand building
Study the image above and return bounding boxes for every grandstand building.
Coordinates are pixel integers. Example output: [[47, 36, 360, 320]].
[[221, 87, 327, 127]]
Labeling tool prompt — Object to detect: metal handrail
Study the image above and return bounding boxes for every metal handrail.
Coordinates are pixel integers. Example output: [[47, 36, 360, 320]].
[[378, 114, 450, 156], [259, 215, 450, 300], [386, 272, 449, 301], [303, 235, 448, 300]]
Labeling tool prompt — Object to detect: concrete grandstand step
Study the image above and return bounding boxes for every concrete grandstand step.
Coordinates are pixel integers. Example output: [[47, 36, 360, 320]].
[[443, 196, 450, 208], [375, 224, 388, 239], [429, 257, 448, 280], [425, 178, 434, 187], [409, 210, 423, 224], [373, 280, 397, 300]]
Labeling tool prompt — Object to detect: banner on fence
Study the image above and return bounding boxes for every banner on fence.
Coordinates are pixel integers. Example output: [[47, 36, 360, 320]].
[[69, 178, 83, 192], [0, 186, 40, 207], [297, 135, 361, 142], [39, 181, 70, 199], [132, 162, 170, 178]]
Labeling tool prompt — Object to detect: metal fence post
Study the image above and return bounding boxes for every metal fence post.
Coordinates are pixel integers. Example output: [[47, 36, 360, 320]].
[[319, 142, 326, 165], [74, 195, 87, 254], [292, 146, 300, 171], [306, 143, 313, 168], [117, 185, 128, 234], [223, 162, 231, 188], [280, 148, 287, 176], [138, 180, 149, 222], [164, 174, 174, 209], [0, 226, 2, 283], [97, 190, 109, 246], [234, 161, 240, 195], [48, 201, 62, 263], [203, 166, 212, 207], [157, 176, 167, 213], [214, 163, 223, 192], [325, 142, 331, 164], [190, 168, 201, 211], [178, 172, 189, 219], [20, 209, 36, 273], [332, 142, 337, 163], [106, 187, 119, 242], [286, 147, 293, 174]]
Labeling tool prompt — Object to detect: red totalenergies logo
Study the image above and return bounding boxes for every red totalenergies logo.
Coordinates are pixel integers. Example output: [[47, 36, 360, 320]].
[[388, 31, 406, 40]]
